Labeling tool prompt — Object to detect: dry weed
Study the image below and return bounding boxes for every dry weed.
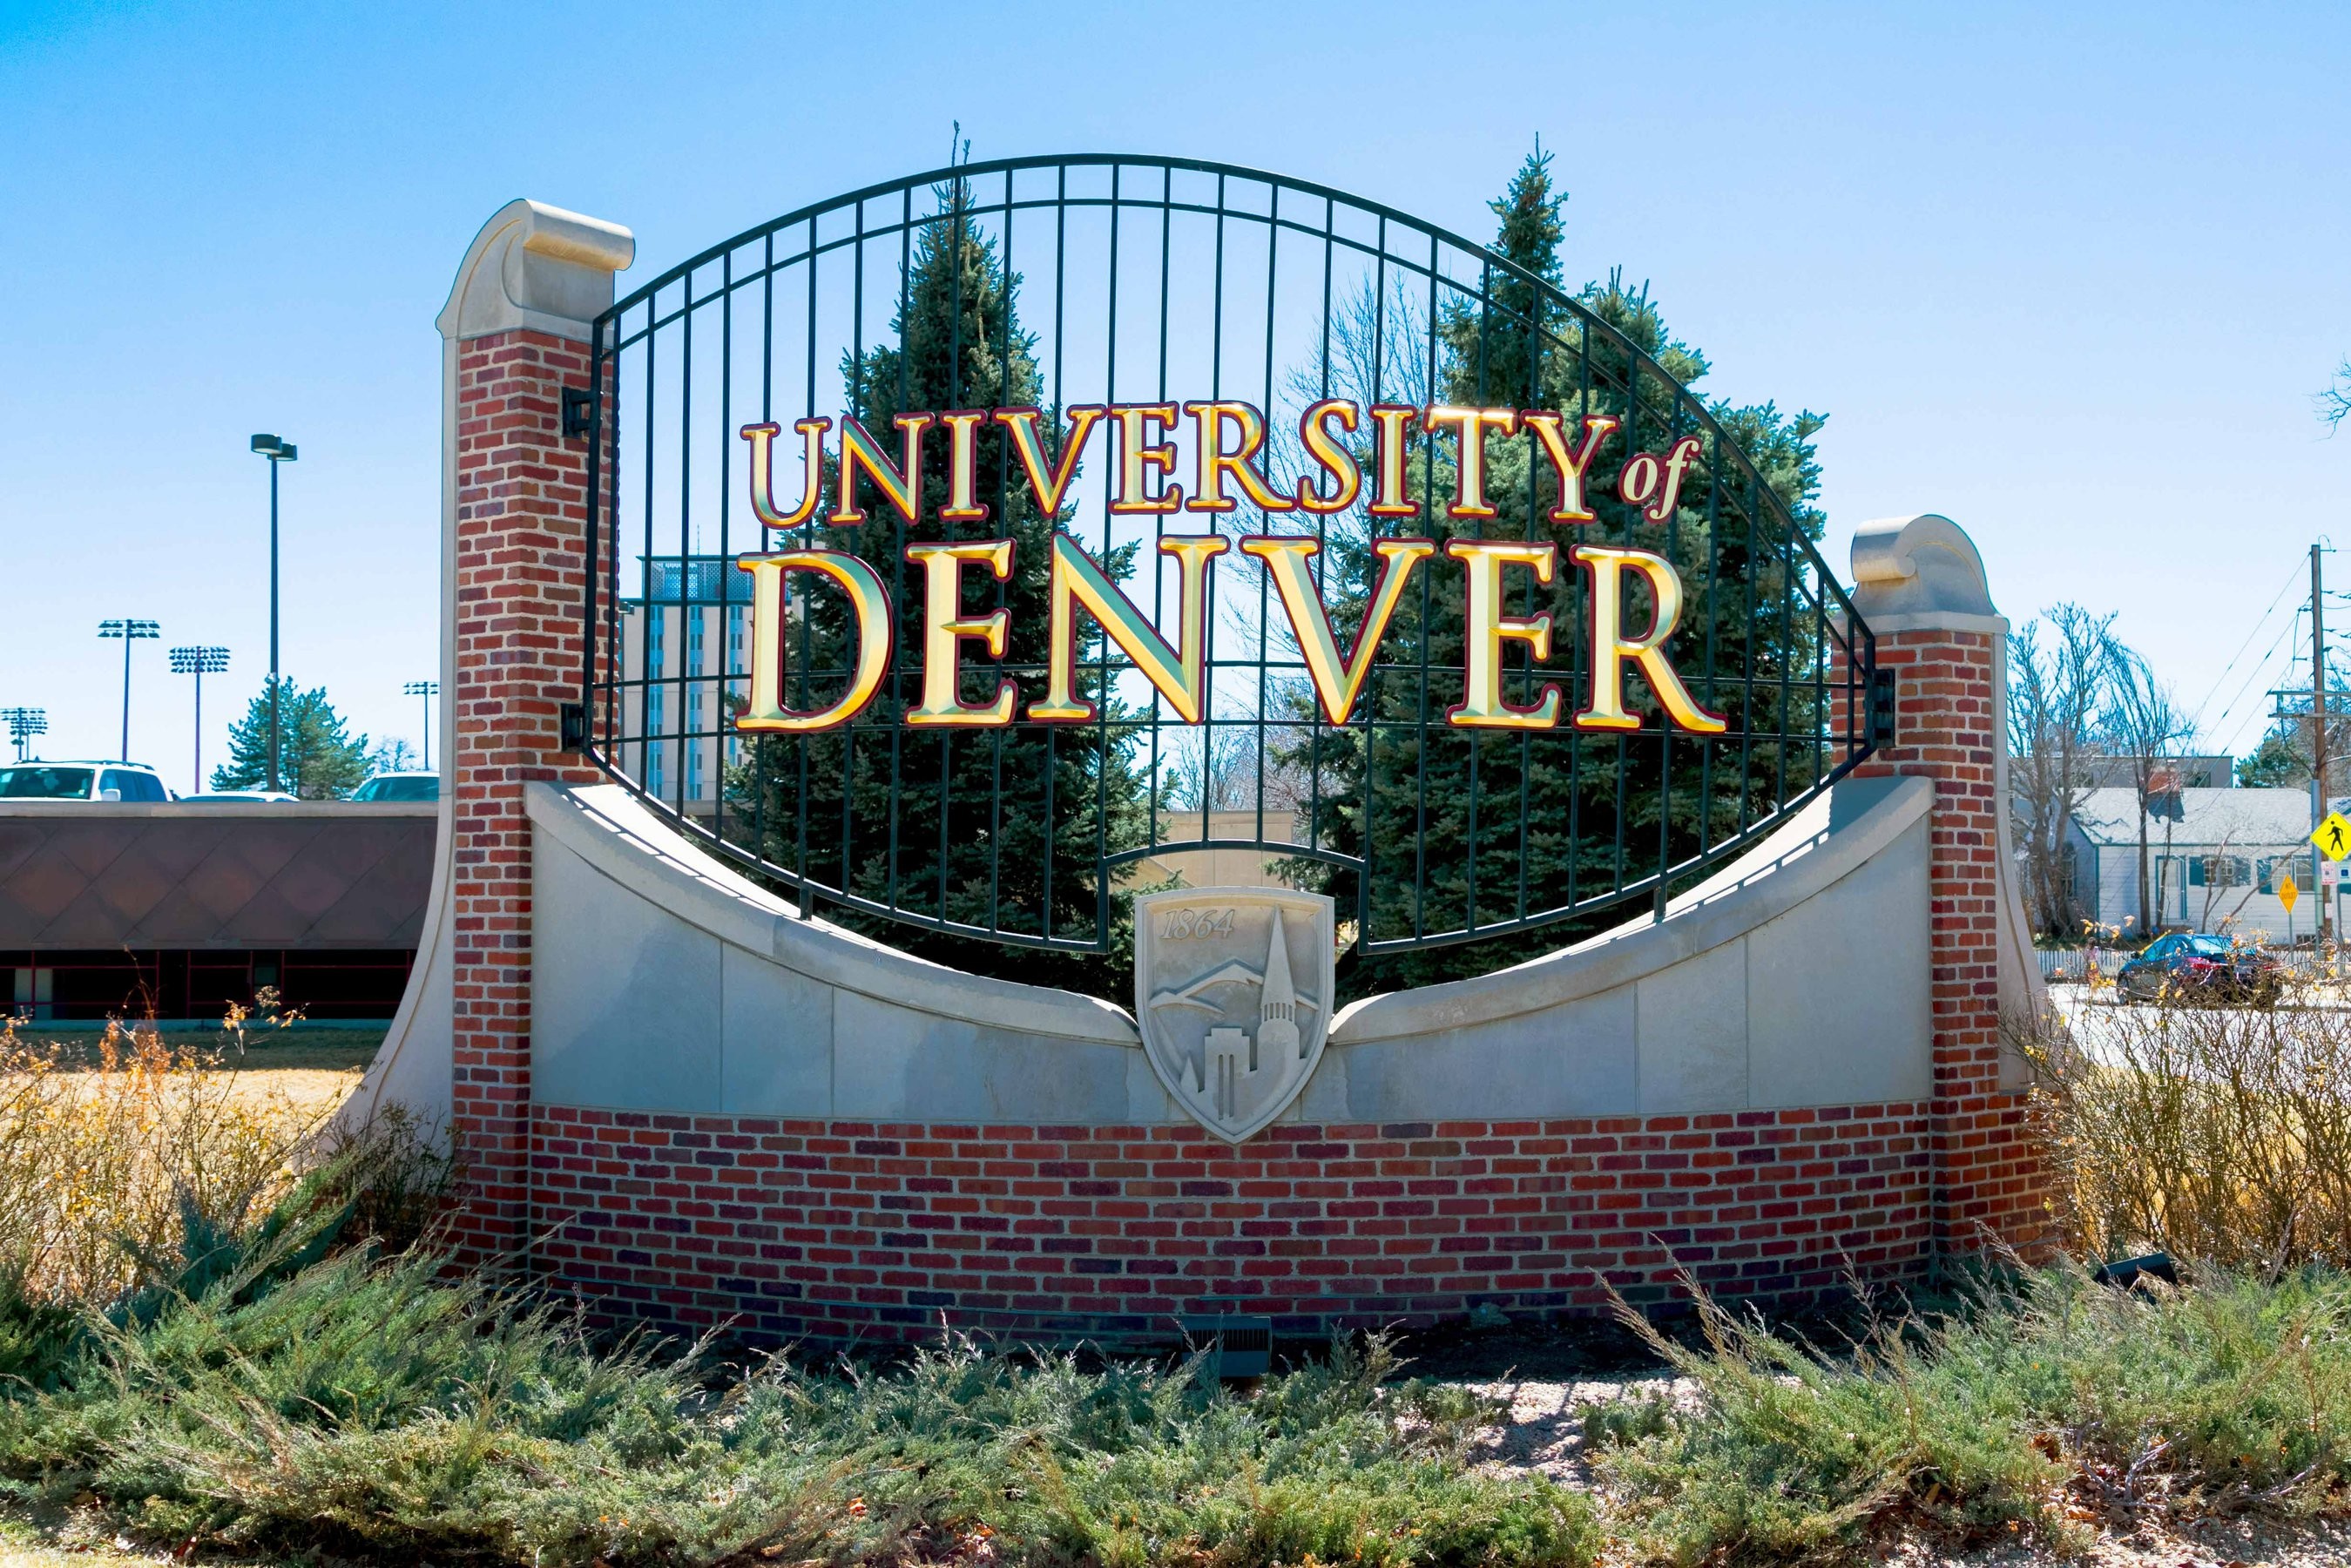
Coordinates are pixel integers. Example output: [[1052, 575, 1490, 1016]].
[[0, 1015, 330, 1303], [2015, 994, 2351, 1267]]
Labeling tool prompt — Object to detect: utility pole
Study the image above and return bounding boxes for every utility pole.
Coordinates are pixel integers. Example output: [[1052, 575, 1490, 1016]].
[[2316, 544, 2333, 943]]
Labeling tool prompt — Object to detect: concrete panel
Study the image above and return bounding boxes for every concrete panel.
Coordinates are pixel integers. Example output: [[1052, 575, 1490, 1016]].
[[1336, 983, 1637, 1121], [830, 990, 1140, 1123], [1636, 938, 1749, 1113], [512, 778, 1934, 1126], [719, 943, 834, 1115], [533, 837, 722, 1112], [1747, 814, 1933, 1106]]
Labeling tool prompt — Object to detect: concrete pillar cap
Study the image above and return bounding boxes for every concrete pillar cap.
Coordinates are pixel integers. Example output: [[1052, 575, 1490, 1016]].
[[436, 199, 636, 344], [1848, 513, 1996, 621]]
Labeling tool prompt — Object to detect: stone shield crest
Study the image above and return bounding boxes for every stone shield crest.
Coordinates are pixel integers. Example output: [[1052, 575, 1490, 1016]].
[[1134, 887, 1335, 1143]]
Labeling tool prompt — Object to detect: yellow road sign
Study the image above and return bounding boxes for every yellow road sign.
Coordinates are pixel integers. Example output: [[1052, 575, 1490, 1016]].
[[2280, 873, 2300, 914], [2315, 812, 2351, 862]]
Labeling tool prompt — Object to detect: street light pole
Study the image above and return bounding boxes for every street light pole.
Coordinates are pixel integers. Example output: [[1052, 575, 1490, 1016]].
[[250, 435, 298, 790], [403, 679, 439, 771], [96, 618, 159, 761], [170, 646, 230, 795]]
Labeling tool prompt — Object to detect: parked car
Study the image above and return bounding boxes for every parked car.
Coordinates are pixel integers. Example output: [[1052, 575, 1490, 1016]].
[[0, 761, 172, 801], [2115, 932, 2286, 1004], [350, 772, 439, 802]]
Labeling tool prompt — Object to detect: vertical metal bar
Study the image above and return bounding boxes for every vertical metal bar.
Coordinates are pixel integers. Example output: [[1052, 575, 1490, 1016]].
[[1360, 212, 1388, 948], [674, 267, 692, 826], [638, 294, 656, 807], [1308, 194, 1334, 856], [988, 166, 1015, 935], [753, 231, 771, 897], [882, 188, 912, 915], [1566, 314, 1589, 915], [940, 182, 965, 921], [1255, 183, 1278, 852], [1043, 163, 1068, 943], [797, 217, 816, 915], [1412, 227, 1438, 942], [1611, 355, 1635, 906], [716, 247, 733, 856], [1738, 466, 1760, 838]]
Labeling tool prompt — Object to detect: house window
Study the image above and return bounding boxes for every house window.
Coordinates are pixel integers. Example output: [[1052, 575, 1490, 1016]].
[[2192, 855, 2251, 889]]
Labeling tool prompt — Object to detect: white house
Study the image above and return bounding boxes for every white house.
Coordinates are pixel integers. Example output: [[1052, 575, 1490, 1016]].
[[2064, 787, 2336, 940]]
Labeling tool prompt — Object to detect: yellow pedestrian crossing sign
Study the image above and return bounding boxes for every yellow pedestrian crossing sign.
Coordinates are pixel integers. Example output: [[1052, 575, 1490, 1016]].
[[2316, 812, 2351, 862], [2280, 873, 2300, 915]]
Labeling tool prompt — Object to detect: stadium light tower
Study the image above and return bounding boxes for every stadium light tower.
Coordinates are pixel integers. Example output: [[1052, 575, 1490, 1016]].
[[169, 645, 231, 795], [0, 707, 44, 763], [250, 433, 298, 789], [403, 679, 439, 770], [96, 618, 160, 761]]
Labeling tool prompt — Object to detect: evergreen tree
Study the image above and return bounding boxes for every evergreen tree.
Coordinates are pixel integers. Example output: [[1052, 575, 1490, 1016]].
[[726, 179, 1153, 997], [209, 678, 371, 798], [1275, 148, 1834, 994]]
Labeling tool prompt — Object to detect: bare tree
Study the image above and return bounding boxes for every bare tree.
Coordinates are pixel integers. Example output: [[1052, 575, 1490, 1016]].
[[2104, 645, 2191, 935], [2009, 605, 2116, 936], [2321, 355, 2351, 431]]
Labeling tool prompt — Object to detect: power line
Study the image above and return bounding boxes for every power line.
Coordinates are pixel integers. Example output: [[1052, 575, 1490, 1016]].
[[2188, 558, 2307, 732], [2209, 611, 2307, 756]]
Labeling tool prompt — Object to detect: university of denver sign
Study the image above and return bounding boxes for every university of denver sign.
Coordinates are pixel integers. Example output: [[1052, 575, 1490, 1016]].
[[434, 178, 2048, 1337], [578, 154, 1875, 973], [732, 401, 1724, 739]]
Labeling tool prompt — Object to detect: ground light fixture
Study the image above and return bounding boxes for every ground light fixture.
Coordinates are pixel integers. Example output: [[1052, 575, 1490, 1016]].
[[96, 618, 160, 762], [0, 707, 44, 762], [250, 433, 298, 790], [169, 645, 231, 795], [403, 679, 439, 770]]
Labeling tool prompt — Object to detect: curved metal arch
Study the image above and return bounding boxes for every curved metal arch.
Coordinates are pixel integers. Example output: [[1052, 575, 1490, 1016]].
[[600, 152, 1836, 571], [581, 152, 1875, 957]]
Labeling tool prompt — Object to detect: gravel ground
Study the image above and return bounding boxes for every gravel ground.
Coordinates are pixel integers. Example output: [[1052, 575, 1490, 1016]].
[[1459, 1375, 2351, 1567]]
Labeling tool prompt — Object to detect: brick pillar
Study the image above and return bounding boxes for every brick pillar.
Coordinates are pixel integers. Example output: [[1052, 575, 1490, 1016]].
[[1845, 515, 2049, 1253], [434, 202, 634, 1266]]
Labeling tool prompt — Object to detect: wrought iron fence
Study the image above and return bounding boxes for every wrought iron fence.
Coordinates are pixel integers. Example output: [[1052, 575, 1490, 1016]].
[[581, 153, 1875, 956]]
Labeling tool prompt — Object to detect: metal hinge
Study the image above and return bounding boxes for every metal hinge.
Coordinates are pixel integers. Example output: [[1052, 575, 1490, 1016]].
[[561, 387, 597, 441], [558, 701, 587, 754], [1867, 666, 1899, 748]]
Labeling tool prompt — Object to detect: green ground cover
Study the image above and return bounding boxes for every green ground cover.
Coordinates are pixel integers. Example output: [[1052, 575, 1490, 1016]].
[[3, 1153, 2349, 1568]]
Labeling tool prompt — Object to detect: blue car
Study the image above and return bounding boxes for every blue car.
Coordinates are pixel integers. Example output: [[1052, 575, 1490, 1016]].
[[2115, 933, 2285, 1004]]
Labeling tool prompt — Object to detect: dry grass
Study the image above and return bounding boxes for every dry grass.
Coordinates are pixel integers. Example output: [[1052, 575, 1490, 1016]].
[[0, 1016, 348, 1305], [2015, 995, 2351, 1268]]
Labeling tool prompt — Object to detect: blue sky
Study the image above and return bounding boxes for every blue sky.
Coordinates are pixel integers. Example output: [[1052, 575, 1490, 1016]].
[[3, 1, 2346, 784]]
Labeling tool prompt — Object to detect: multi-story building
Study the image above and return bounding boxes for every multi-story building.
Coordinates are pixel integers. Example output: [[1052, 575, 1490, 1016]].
[[617, 557, 750, 813]]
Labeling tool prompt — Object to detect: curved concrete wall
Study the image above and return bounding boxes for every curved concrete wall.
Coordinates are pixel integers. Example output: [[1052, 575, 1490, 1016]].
[[528, 774, 1933, 1125]]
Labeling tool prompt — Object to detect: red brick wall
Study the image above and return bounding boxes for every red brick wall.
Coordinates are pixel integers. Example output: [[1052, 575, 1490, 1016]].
[[448, 328, 608, 1267], [530, 1104, 1931, 1345], [1848, 628, 2048, 1251]]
